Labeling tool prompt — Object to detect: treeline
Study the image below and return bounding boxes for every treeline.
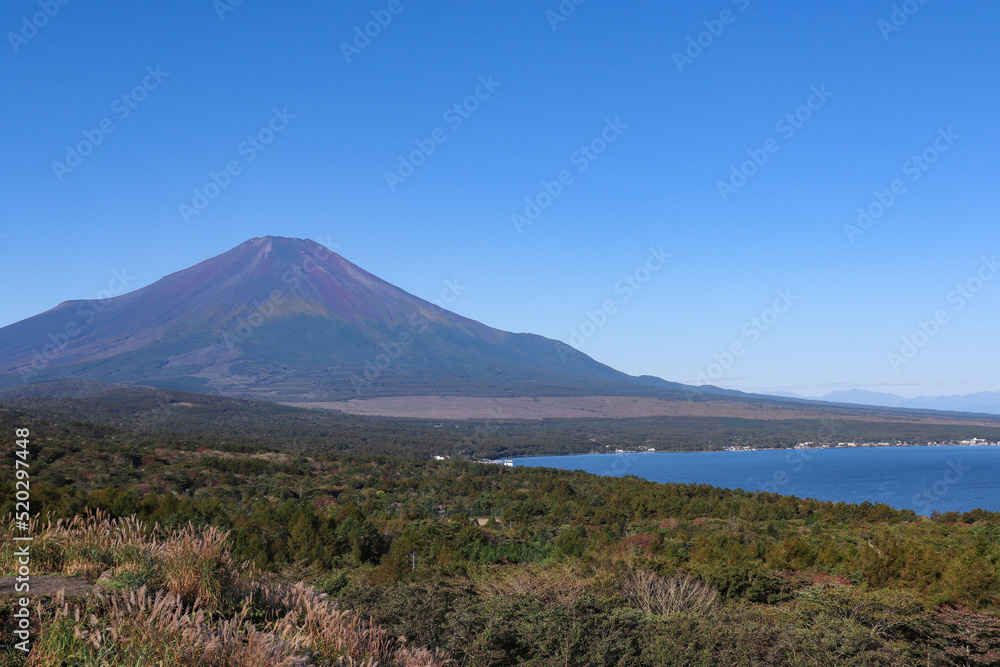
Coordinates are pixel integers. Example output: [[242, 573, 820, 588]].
[[5, 387, 1000, 461]]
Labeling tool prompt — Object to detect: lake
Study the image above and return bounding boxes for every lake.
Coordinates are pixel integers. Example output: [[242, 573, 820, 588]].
[[513, 446, 1000, 515]]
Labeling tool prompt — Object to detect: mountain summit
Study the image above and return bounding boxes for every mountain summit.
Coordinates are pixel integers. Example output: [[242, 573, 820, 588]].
[[0, 236, 679, 400]]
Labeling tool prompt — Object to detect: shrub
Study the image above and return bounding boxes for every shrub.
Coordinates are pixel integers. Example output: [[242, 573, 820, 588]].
[[9, 512, 451, 666], [620, 570, 719, 616]]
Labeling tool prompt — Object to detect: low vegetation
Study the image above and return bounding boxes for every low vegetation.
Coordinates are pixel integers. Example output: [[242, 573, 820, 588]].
[[2, 405, 1000, 664], [0, 511, 449, 666]]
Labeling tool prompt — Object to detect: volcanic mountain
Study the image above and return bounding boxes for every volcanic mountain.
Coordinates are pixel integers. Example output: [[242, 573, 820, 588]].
[[0, 236, 685, 401]]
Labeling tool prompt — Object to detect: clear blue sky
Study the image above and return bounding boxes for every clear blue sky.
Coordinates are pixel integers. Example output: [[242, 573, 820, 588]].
[[2, 1, 998, 398]]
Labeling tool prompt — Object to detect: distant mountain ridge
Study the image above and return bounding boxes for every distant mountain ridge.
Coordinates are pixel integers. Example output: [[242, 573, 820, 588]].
[[0, 236, 691, 401], [781, 388, 1000, 416]]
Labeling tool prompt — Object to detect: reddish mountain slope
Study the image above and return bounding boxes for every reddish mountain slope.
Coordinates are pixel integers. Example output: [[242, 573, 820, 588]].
[[0, 237, 681, 400]]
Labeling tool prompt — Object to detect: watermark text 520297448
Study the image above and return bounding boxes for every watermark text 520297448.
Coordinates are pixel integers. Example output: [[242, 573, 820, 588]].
[[12, 427, 33, 653]]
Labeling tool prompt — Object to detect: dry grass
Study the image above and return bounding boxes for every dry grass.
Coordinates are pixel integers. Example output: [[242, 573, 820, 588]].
[[264, 581, 451, 666], [160, 523, 240, 609], [479, 563, 593, 606], [30, 586, 309, 667], [620, 569, 720, 616], [4, 511, 452, 666], [1, 511, 152, 580]]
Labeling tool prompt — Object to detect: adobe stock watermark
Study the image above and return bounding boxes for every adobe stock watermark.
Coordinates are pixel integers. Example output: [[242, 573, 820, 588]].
[[566, 246, 670, 349], [545, 0, 585, 31], [141, 397, 176, 423], [717, 85, 831, 201], [179, 106, 295, 224], [878, 0, 931, 41], [348, 279, 467, 393], [430, 279, 467, 312], [17, 269, 135, 383], [221, 290, 290, 351], [887, 256, 998, 372], [341, 0, 407, 63], [347, 313, 428, 393], [511, 116, 627, 234], [912, 458, 969, 515], [8, 0, 70, 54], [759, 418, 837, 493], [213, 0, 244, 21], [457, 406, 511, 456], [11, 427, 33, 653], [52, 66, 169, 182], [843, 127, 958, 243], [385, 75, 502, 192], [219, 235, 339, 350], [673, 0, 751, 73], [693, 288, 798, 385], [761, 449, 813, 494], [599, 450, 635, 477]]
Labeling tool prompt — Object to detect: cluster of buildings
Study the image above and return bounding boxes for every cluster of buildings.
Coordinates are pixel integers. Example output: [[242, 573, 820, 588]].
[[477, 458, 514, 467], [724, 438, 1000, 452]]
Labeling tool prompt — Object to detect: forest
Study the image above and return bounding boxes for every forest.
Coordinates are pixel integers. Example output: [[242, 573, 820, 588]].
[[4, 385, 1000, 460], [1, 403, 999, 664]]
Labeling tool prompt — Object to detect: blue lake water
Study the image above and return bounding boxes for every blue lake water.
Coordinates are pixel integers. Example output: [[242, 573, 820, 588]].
[[513, 446, 1000, 516]]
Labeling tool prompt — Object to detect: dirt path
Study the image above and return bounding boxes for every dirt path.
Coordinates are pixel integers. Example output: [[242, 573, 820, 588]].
[[0, 576, 93, 597]]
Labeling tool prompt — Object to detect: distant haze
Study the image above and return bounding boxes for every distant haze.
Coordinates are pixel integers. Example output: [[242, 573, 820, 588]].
[[772, 388, 1000, 416]]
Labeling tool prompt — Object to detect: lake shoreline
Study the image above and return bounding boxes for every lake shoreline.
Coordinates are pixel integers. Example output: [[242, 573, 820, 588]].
[[512, 445, 1000, 515]]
